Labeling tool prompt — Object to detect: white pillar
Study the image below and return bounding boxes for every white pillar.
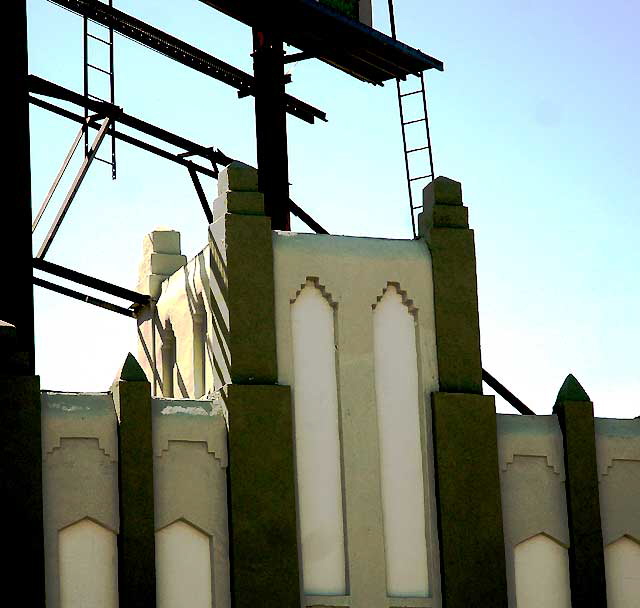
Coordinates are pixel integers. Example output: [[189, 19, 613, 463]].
[[156, 521, 212, 608], [59, 519, 118, 608], [514, 534, 571, 608], [605, 536, 640, 608], [291, 280, 346, 595], [373, 284, 429, 596]]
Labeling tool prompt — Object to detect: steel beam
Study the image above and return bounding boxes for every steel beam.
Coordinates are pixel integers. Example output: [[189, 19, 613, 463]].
[[6, 0, 36, 372], [33, 277, 137, 318], [187, 164, 214, 224], [36, 116, 114, 259], [253, 29, 290, 230], [482, 368, 535, 415], [29, 95, 220, 179], [30, 75, 234, 166], [46, 0, 326, 124], [288, 199, 329, 234], [33, 258, 149, 305]]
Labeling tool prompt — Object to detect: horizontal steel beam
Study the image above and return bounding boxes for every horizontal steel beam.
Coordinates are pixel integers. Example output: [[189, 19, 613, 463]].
[[34, 277, 137, 318], [29, 75, 233, 166], [33, 258, 150, 305], [29, 95, 219, 179], [482, 368, 535, 415], [46, 0, 326, 123]]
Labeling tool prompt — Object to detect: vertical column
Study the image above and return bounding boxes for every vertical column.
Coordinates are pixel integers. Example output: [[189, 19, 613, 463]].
[[419, 177, 508, 607], [193, 304, 206, 398], [136, 229, 187, 396], [252, 27, 291, 230], [0, 321, 44, 605], [212, 162, 300, 607], [553, 374, 608, 606], [111, 353, 156, 607], [6, 0, 35, 372]]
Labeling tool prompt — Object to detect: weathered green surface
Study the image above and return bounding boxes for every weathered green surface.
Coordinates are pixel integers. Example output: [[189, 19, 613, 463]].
[[209, 162, 278, 386], [553, 375, 607, 607], [420, 177, 483, 394], [555, 373, 590, 405], [225, 213, 279, 384], [223, 383, 299, 608], [112, 355, 156, 608], [432, 392, 508, 608]]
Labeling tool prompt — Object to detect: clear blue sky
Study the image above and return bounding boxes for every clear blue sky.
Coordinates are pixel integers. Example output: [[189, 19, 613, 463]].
[[28, 0, 639, 417]]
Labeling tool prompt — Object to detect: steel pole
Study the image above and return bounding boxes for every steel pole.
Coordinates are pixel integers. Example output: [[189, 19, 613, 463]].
[[7, 0, 35, 372], [252, 28, 291, 230]]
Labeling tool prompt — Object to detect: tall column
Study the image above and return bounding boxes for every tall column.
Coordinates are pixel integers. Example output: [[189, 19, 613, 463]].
[[553, 374, 608, 606], [211, 162, 299, 606], [419, 177, 508, 607], [112, 353, 156, 607], [252, 28, 291, 230], [0, 321, 44, 605], [7, 0, 35, 372]]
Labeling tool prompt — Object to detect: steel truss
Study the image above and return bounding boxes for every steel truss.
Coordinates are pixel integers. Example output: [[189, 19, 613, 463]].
[[29, 77, 328, 316], [46, 0, 326, 124]]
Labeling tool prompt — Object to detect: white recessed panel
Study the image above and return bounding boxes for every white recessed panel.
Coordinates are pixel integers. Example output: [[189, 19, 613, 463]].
[[514, 534, 570, 608], [156, 521, 212, 608], [605, 536, 640, 608], [373, 285, 429, 596], [291, 280, 346, 594], [59, 519, 118, 608]]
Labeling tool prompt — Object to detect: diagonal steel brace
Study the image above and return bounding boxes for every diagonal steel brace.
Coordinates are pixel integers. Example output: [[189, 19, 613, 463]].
[[36, 114, 115, 259]]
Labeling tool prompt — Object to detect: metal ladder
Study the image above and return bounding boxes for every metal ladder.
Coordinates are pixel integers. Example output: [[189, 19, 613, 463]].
[[83, 0, 116, 178], [396, 73, 435, 237], [387, 0, 435, 237]]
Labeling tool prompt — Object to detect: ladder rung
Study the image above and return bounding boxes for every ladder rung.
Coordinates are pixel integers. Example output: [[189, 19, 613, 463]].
[[406, 146, 429, 154], [88, 63, 113, 76], [88, 94, 110, 103], [400, 90, 422, 97], [409, 174, 432, 182], [411, 205, 424, 210], [87, 33, 112, 45], [403, 118, 426, 125]]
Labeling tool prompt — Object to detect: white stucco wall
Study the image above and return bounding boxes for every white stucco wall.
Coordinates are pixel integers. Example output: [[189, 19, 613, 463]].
[[291, 281, 346, 594], [605, 536, 640, 608], [373, 285, 429, 597], [42, 391, 230, 608], [514, 534, 570, 608], [59, 519, 119, 608], [273, 232, 440, 607], [156, 521, 213, 608]]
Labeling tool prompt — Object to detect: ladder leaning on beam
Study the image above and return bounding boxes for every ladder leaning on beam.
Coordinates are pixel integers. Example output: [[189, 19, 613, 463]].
[[388, 0, 436, 238], [83, 0, 117, 178]]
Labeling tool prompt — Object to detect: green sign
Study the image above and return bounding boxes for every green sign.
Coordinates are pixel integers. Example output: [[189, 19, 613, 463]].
[[320, 0, 360, 21]]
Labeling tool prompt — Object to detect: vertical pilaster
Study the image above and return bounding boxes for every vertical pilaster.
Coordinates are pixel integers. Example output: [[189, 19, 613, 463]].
[[136, 229, 187, 396], [419, 177, 508, 607], [553, 374, 607, 606], [112, 353, 156, 607], [212, 162, 300, 607], [0, 321, 44, 605]]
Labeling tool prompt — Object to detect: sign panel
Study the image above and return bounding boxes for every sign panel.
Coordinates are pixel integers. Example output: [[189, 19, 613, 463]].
[[319, 0, 372, 26]]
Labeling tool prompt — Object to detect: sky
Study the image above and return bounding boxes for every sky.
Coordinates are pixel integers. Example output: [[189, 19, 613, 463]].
[[27, 0, 639, 418]]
